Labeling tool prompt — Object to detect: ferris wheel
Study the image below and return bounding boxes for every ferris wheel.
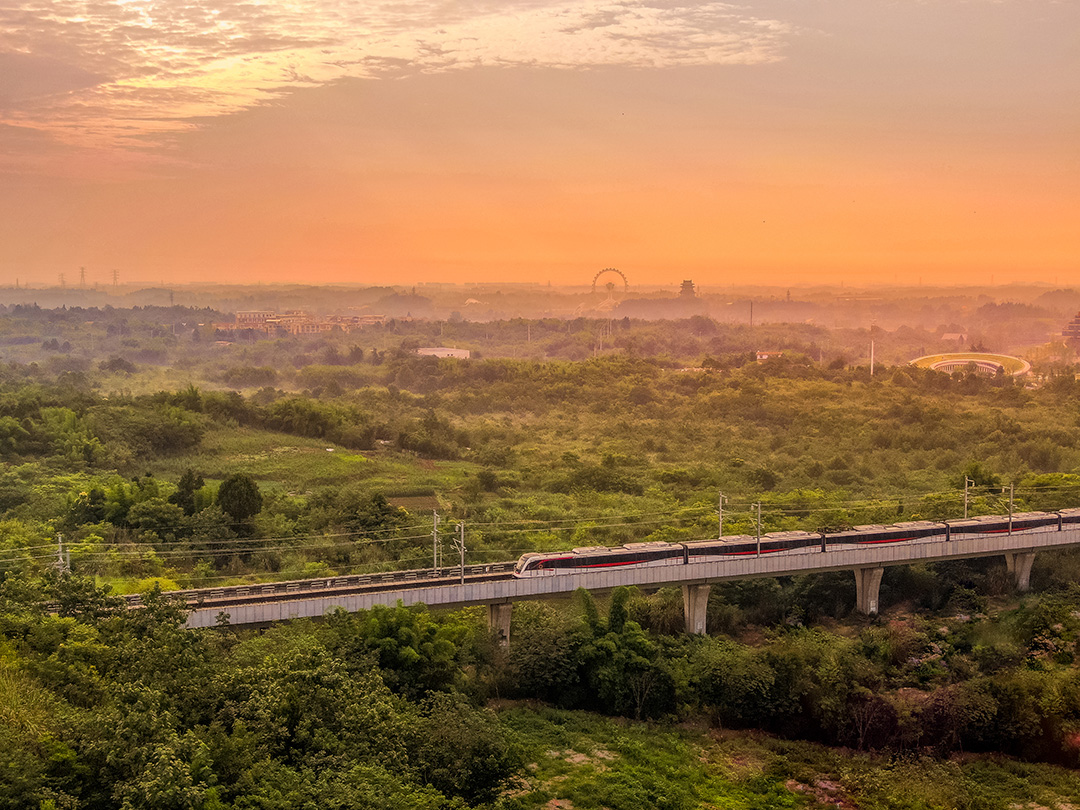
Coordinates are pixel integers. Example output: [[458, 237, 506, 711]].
[[591, 268, 629, 294]]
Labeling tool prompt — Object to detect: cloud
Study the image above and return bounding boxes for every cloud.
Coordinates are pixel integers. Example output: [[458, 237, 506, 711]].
[[0, 0, 794, 150]]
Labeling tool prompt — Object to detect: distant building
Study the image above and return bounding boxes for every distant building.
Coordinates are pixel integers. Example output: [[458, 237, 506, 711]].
[[756, 350, 783, 362], [614, 280, 708, 319], [236, 310, 274, 326], [220, 310, 384, 335], [1063, 312, 1080, 340], [418, 347, 471, 359]]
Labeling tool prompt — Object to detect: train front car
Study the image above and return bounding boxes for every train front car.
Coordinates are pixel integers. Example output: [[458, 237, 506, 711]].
[[513, 542, 683, 577], [826, 521, 948, 549], [947, 512, 1059, 539], [514, 552, 560, 577]]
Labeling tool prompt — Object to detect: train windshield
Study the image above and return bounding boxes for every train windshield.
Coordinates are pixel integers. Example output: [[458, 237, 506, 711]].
[[514, 555, 534, 574]]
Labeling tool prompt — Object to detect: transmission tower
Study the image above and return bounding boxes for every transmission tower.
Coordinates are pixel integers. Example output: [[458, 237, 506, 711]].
[[79, 267, 86, 289], [112, 269, 119, 287]]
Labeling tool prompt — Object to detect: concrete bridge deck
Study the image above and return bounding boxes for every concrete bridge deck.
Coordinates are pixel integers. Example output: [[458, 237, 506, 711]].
[[185, 526, 1080, 636]]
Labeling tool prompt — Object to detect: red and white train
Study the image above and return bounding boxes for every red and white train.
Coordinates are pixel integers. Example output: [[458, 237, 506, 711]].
[[512, 509, 1080, 577]]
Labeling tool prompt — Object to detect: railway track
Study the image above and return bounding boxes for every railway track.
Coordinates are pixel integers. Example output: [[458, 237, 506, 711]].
[[124, 561, 518, 611]]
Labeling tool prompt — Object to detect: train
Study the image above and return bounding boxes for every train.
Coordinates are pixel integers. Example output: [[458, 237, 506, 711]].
[[512, 508, 1080, 576]]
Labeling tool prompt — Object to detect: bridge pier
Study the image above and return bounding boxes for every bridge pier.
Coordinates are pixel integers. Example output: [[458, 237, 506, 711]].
[[1004, 551, 1036, 592], [682, 584, 711, 635], [487, 602, 512, 646], [854, 567, 884, 615]]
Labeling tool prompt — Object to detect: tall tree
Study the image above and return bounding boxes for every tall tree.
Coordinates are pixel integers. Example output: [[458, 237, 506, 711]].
[[216, 474, 263, 524], [168, 468, 204, 516]]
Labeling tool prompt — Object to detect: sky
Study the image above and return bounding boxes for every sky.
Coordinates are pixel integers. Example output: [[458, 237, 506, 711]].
[[0, 0, 1077, 288]]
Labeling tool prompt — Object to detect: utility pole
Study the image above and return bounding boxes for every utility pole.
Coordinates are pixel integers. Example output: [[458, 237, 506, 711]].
[[56, 532, 67, 573], [870, 320, 877, 376], [432, 510, 440, 573], [453, 522, 466, 585], [964, 477, 974, 519], [1006, 484, 1014, 535], [755, 503, 762, 556], [717, 491, 727, 539]]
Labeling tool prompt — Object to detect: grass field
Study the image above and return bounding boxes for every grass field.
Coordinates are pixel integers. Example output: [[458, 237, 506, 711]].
[[147, 424, 476, 496]]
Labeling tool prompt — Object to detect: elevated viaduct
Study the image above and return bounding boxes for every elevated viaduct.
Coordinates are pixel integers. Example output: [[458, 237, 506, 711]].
[[179, 527, 1080, 643]]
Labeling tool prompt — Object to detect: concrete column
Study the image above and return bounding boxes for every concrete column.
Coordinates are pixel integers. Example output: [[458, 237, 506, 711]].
[[854, 567, 884, 615], [1004, 552, 1036, 592], [487, 602, 512, 647], [682, 583, 711, 635]]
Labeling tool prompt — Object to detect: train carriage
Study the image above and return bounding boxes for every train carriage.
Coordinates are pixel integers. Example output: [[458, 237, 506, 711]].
[[826, 521, 947, 547], [682, 535, 759, 561], [947, 511, 1059, 538], [1057, 508, 1080, 527], [684, 531, 819, 561]]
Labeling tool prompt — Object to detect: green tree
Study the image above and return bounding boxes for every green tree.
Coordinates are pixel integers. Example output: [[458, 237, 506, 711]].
[[169, 469, 205, 516], [216, 474, 263, 524], [323, 604, 465, 699], [412, 693, 524, 805], [127, 498, 187, 539]]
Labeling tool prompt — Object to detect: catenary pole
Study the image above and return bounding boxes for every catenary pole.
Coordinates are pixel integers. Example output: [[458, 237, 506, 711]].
[[432, 510, 440, 573], [755, 503, 762, 556], [454, 522, 466, 585]]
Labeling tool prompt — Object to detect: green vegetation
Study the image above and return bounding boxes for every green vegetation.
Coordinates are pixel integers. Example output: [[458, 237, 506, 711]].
[[498, 585, 1080, 762], [5, 574, 1080, 808], [503, 708, 1080, 810], [0, 579, 523, 809], [6, 303, 1080, 806], [5, 338, 1080, 596]]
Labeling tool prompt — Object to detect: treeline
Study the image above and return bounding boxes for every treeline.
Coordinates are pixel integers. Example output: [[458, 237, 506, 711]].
[[0, 379, 472, 465], [0, 466, 427, 588], [0, 382, 205, 466], [8, 363, 1080, 591]]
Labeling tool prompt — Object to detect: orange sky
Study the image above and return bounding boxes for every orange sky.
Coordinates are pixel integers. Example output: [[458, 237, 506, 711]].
[[1, 0, 1078, 288]]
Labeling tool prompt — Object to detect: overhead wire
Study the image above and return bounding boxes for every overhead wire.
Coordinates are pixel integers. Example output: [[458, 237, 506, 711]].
[[6, 487, 1080, 571]]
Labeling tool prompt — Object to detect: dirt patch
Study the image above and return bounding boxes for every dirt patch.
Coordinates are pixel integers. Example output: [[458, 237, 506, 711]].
[[785, 778, 857, 810], [546, 748, 615, 767]]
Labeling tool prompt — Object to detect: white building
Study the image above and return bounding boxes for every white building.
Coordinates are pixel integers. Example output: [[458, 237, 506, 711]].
[[418, 347, 471, 359]]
